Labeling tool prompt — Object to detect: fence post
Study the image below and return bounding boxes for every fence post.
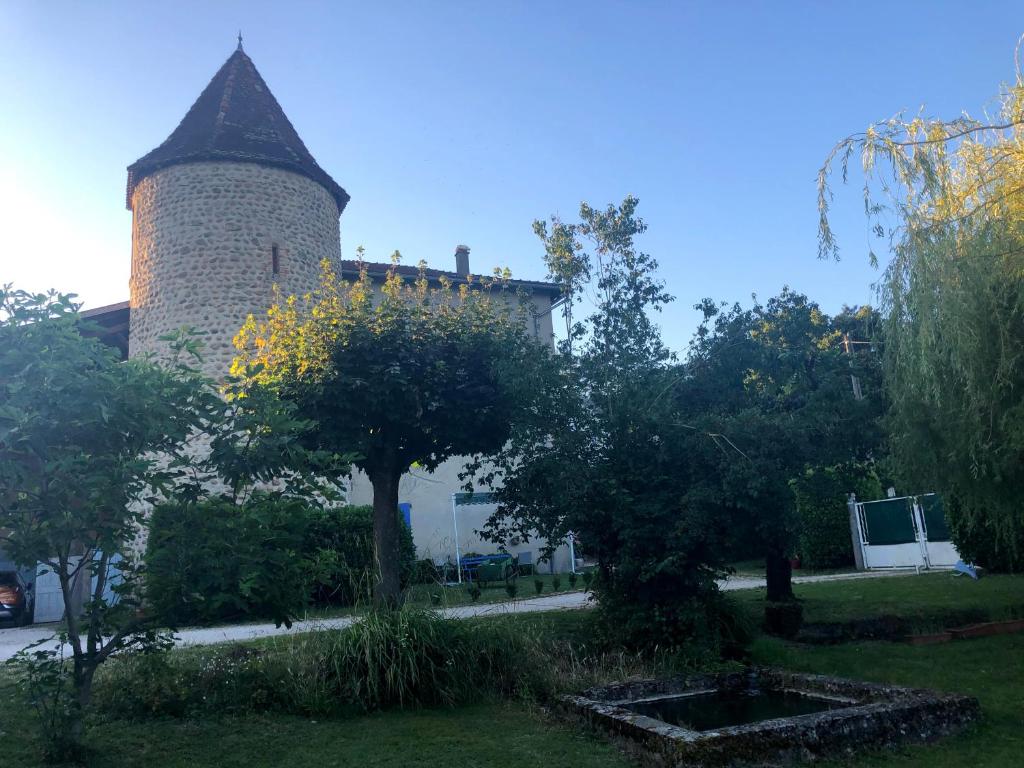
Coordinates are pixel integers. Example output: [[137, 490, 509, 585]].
[[848, 493, 865, 570]]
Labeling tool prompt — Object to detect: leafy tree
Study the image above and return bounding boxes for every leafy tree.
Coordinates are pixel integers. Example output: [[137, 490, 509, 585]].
[[0, 286, 334, 760], [819, 55, 1024, 569], [0, 287, 210, 759], [233, 257, 555, 606], [476, 199, 742, 651], [676, 290, 886, 601]]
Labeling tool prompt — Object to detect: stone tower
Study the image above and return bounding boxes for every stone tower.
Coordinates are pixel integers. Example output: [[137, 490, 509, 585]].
[[126, 42, 349, 377]]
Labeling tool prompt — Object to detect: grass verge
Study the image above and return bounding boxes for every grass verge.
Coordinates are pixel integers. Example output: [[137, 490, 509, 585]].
[[0, 685, 633, 768], [750, 633, 1024, 767], [732, 571, 1024, 632]]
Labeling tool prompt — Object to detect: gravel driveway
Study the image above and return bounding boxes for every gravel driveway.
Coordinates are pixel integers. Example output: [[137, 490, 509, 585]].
[[0, 570, 907, 662]]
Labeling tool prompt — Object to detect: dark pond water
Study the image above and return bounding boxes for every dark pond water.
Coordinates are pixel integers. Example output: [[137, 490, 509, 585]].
[[623, 689, 847, 731]]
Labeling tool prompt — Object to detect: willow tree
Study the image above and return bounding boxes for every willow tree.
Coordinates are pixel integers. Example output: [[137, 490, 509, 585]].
[[233, 257, 555, 606], [819, 55, 1024, 569]]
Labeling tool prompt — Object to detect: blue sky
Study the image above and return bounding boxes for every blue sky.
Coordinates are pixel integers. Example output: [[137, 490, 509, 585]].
[[2, 1, 1022, 350]]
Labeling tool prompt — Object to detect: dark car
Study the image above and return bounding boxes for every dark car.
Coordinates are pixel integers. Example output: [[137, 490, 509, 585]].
[[0, 571, 34, 626]]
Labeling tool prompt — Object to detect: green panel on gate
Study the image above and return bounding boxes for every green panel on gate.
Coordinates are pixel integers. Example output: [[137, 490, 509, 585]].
[[919, 495, 951, 542], [862, 498, 917, 545]]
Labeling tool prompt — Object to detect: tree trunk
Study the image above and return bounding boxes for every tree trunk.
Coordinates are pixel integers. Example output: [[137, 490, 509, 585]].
[[369, 467, 404, 609], [765, 550, 794, 602]]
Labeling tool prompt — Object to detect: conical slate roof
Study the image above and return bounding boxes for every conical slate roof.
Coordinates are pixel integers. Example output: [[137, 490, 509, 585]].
[[126, 45, 349, 212]]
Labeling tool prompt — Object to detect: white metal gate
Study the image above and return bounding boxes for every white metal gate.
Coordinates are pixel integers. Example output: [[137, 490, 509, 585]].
[[33, 564, 66, 623], [853, 494, 960, 570]]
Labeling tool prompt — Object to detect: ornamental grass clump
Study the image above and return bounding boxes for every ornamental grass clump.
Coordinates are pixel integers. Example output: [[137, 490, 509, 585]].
[[94, 608, 560, 719]]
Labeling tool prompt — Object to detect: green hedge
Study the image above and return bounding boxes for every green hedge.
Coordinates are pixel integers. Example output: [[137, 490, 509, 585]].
[[146, 497, 416, 626], [947, 493, 1024, 572], [305, 505, 416, 605], [791, 464, 882, 569]]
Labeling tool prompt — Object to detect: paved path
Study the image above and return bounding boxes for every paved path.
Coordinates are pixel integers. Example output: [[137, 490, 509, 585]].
[[0, 570, 908, 662]]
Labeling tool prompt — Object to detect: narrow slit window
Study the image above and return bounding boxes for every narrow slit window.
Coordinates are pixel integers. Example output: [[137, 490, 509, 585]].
[[271, 245, 281, 275]]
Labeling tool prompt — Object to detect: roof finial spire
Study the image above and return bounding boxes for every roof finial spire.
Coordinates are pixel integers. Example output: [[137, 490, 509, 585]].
[[237, 30, 243, 51]]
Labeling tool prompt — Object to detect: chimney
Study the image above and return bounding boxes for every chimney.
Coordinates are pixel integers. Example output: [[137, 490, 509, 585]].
[[454, 244, 470, 277]]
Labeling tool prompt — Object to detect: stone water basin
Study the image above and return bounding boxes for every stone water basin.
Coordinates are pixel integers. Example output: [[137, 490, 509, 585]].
[[561, 667, 979, 766]]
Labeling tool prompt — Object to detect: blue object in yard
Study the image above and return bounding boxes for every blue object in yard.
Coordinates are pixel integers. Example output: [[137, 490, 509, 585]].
[[954, 561, 979, 580], [458, 553, 513, 581], [398, 503, 411, 528]]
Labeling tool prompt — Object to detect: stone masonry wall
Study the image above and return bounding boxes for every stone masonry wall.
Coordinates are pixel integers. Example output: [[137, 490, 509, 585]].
[[129, 161, 341, 378]]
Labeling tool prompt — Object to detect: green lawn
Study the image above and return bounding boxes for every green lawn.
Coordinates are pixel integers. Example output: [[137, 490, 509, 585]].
[[0, 689, 630, 768], [750, 634, 1024, 767], [407, 571, 585, 605], [262, 573, 587, 625], [5, 572, 1023, 767], [732, 571, 1024, 631], [728, 558, 857, 578]]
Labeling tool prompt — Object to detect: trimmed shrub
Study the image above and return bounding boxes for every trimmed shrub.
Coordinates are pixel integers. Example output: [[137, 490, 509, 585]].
[[791, 463, 882, 569], [145, 494, 313, 627], [146, 499, 417, 626], [305, 505, 416, 606]]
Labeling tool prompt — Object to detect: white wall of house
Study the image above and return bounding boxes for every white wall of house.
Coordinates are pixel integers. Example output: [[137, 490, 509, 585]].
[[347, 456, 575, 573]]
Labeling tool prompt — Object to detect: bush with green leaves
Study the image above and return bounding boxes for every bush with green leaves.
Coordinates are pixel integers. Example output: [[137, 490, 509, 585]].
[[947, 494, 1024, 572], [305, 505, 416, 606], [146, 501, 416, 626], [791, 463, 883, 569], [412, 558, 441, 585], [145, 494, 316, 627]]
